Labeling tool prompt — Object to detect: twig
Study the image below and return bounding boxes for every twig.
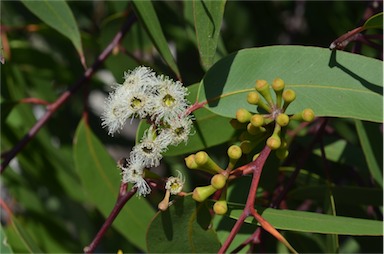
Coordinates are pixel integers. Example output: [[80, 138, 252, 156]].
[[84, 184, 137, 253], [0, 14, 137, 173]]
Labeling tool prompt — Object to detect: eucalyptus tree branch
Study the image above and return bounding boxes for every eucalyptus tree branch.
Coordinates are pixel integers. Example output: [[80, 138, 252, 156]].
[[0, 14, 137, 173]]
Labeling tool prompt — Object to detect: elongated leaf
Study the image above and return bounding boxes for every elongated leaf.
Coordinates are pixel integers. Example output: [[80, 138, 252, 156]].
[[73, 118, 155, 251], [136, 83, 235, 156], [21, 0, 84, 60], [355, 120, 383, 187], [288, 185, 383, 206], [3, 216, 42, 253], [198, 46, 383, 122], [132, 0, 180, 78], [147, 196, 221, 252], [363, 12, 383, 30], [193, 0, 226, 70], [228, 206, 383, 236]]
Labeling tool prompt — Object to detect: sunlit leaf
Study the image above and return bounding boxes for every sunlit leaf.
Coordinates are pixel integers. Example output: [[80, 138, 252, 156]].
[[193, 0, 226, 70], [198, 46, 383, 122], [228, 205, 383, 236]]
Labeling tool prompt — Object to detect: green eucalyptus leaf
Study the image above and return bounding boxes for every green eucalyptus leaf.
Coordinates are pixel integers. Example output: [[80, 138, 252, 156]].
[[228, 205, 383, 236], [132, 0, 180, 78], [363, 12, 383, 30], [2, 215, 42, 253], [20, 0, 84, 60], [198, 46, 383, 122], [193, 0, 226, 70], [73, 118, 155, 251], [355, 120, 383, 187], [147, 196, 221, 253]]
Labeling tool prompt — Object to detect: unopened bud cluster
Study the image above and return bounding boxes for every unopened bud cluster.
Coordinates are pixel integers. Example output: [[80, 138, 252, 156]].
[[103, 66, 193, 196], [234, 78, 315, 158], [186, 145, 243, 215]]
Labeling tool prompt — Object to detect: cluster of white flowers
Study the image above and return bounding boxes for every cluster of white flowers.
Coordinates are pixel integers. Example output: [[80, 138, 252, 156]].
[[102, 66, 192, 196]]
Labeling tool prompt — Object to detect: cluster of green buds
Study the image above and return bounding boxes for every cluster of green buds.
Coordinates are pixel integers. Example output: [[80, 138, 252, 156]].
[[185, 145, 243, 215], [234, 78, 315, 159]]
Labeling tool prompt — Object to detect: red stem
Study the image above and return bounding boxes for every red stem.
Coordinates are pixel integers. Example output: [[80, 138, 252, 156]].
[[0, 14, 137, 173], [218, 146, 271, 253], [84, 184, 137, 253]]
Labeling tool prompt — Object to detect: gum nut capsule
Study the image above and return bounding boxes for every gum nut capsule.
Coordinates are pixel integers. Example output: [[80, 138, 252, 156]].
[[211, 174, 227, 189]]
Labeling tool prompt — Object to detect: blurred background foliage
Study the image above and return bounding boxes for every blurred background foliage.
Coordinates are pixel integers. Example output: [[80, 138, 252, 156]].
[[1, 1, 382, 253]]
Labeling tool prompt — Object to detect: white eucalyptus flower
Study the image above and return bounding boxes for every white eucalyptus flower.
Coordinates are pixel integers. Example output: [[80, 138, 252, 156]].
[[165, 170, 185, 195], [121, 157, 151, 197]]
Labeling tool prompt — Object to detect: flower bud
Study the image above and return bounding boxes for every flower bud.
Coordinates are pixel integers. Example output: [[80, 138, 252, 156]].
[[192, 185, 217, 202], [247, 91, 260, 105], [272, 78, 285, 92], [282, 89, 296, 111], [211, 174, 227, 189], [276, 113, 290, 127], [255, 80, 273, 106], [250, 114, 264, 127], [240, 140, 253, 154], [302, 108, 315, 122], [290, 108, 315, 122], [266, 135, 281, 150], [227, 145, 242, 160], [158, 190, 171, 211], [272, 78, 285, 108], [252, 153, 260, 161], [185, 154, 198, 169], [195, 151, 223, 174], [213, 200, 228, 215], [236, 108, 253, 123]]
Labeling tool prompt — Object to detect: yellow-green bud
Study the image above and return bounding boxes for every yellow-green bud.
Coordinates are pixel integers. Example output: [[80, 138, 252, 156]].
[[282, 89, 296, 111], [211, 174, 227, 189], [272, 78, 285, 92], [192, 185, 217, 202], [227, 145, 242, 160], [266, 135, 281, 150], [247, 92, 260, 105], [236, 108, 253, 123], [213, 200, 228, 215], [185, 154, 198, 169], [255, 80, 273, 105], [250, 114, 264, 127], [291, 108, 315, 122], [276, 113, 290, 127], [195, 151, 223, 174], [272, 78, 285, 108], [282, 89, 296, 103], [302, 108, 315, 122]]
